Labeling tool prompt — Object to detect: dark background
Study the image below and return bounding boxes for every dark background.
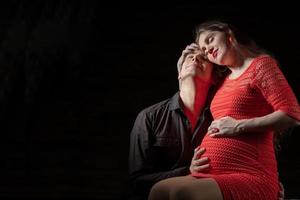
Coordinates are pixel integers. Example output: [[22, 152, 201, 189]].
[[0, 1, 299, 199]]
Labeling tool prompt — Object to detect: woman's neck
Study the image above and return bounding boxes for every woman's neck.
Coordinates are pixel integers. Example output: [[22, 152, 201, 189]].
[[226, 47, 255, 78]]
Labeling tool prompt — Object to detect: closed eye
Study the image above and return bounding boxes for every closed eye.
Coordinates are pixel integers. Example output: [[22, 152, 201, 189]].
[[205, 33, 214, 44], [187, 54, 194, 59]]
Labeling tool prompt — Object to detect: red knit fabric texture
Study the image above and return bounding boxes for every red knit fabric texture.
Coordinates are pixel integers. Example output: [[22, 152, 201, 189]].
[[192, 56, 300, 200]]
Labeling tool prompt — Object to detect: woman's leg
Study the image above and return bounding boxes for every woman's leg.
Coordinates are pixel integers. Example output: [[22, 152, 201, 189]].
[[148, 175, 223, 200]]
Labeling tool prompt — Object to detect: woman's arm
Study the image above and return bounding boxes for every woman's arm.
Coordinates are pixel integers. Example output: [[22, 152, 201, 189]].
[[208, 57, 300, 137], [207, 110, 300, 137]]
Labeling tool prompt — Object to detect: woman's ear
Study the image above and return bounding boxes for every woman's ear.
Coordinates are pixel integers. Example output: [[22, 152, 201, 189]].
[[226, 29, 236, 46]]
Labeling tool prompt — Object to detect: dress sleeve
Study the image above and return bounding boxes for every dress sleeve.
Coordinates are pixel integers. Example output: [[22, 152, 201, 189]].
[[252, 56, 300, 121]]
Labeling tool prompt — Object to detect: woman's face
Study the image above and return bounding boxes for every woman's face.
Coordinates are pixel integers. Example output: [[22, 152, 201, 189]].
[[179, 52, 213, 83], [197, 30, 230, 65]]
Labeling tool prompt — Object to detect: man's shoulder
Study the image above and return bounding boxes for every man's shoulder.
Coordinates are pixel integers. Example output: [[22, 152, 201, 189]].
[[139, 92, 179, 116], [140, 98, 172, 115]]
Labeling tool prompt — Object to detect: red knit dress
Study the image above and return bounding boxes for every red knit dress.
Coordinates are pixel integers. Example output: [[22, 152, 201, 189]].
[[192, 56, 300, 200]]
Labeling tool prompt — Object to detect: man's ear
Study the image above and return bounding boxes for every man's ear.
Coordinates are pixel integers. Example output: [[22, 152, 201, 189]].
[[228, 36, 233, 44]]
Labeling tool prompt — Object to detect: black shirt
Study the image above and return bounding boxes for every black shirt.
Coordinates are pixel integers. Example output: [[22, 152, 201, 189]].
[[128, 92, 212, 199]]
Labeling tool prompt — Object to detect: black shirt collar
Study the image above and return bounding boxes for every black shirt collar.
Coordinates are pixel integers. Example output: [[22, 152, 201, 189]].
[[169, 86, 217, 113], [169, 92, 183, 111]]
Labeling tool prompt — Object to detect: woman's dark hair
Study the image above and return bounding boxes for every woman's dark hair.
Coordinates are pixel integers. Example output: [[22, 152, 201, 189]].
[[212, 64, 228, 84]]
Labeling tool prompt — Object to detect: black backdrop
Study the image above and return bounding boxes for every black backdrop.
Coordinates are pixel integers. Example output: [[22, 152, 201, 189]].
[[0, 1, 299, 199]]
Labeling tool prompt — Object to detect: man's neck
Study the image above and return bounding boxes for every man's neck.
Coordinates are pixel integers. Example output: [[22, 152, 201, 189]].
[[179, 77, 211, 117]]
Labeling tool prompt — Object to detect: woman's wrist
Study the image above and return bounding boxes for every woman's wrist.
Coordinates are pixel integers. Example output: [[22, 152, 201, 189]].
[[235, 119, 247, 134]]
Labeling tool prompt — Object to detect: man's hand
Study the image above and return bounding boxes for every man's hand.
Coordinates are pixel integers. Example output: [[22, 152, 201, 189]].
[[189, 146, 210, 173]]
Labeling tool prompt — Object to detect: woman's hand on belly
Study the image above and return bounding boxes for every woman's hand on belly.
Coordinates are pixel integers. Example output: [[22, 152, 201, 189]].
[[208, 116, 244, 137], [189, 146, 210, 173]]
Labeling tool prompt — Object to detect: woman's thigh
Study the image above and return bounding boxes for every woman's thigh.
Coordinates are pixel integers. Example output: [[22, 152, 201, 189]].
[[149, 175, 223, 200]]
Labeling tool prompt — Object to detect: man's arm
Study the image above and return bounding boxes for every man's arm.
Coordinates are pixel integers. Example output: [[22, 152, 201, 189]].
[[128, 111, 189, 196]]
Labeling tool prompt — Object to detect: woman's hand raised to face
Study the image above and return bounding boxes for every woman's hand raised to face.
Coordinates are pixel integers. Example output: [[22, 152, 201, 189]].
[[177, 43, 200, 71]]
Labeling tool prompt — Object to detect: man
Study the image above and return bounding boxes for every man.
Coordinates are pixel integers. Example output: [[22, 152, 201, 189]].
[[128, 43, 217, 200]]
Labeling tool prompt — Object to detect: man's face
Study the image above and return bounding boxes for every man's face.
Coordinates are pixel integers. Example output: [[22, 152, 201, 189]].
[[179, 51, 213, 83]]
